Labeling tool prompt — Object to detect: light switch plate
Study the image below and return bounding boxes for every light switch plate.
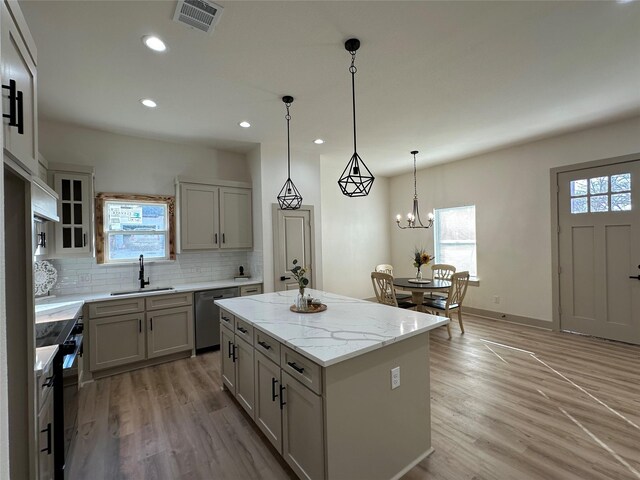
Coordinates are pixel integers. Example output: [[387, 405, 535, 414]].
[[391, 366, 400, 389]]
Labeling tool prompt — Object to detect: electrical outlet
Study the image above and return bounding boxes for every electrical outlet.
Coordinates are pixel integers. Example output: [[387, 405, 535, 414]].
[[493, 295, 500, 304], [391, 367, 400, 390], [79, 273, 91, 283]]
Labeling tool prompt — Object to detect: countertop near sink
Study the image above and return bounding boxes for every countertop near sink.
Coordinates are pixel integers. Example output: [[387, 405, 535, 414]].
[[34, 277, 263, 313]]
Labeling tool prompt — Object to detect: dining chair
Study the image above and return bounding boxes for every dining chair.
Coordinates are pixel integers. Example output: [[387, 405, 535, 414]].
[[429, 263, 456, 299], [371, 272, 415, 309], [374, 264, 411, 301], [422, 271, 470, 339]]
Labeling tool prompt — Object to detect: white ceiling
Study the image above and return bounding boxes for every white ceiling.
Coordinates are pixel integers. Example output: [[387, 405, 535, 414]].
[[21, 0, 640, 177]]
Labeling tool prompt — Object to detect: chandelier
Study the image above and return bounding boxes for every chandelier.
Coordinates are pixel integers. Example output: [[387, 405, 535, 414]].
[[396, 150, 433, 229]]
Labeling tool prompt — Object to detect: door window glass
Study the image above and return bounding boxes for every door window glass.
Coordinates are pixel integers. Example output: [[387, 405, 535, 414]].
[[570, 173, 631, 214]]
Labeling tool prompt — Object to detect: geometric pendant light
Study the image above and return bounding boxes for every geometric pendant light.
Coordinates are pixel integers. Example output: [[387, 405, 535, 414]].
[[337, 38, 375, 197], [277, 95, 303, 210]]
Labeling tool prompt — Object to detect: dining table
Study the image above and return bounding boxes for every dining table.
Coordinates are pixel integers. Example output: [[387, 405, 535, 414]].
[[393, 277, 451, 312]]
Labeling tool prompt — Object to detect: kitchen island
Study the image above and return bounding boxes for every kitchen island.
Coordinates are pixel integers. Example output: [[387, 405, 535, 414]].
[[216, 289, 448, 480]]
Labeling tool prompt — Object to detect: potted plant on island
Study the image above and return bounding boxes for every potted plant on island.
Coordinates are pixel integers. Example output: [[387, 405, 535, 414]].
[[291, 259, 309, 310]]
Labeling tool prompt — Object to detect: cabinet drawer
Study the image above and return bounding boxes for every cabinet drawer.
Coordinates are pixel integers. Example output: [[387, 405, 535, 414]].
[[220, 309, 235, 330], [146, 292, 193, 311], [240, 284, 262, 296], [235, 317, 254, 343], [88, 298, 144, 318], [254, 329, 280, 365], [281, 346, 323, 395]]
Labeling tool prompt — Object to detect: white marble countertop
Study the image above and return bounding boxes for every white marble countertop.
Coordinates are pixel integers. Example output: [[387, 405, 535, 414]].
[[216, 289, 449, 367], [34, 277, 263, 318], [35, 345, 58, 375]]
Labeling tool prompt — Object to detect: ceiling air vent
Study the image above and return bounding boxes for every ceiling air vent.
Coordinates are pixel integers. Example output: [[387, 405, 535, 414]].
[[173, 0, 224, 34]]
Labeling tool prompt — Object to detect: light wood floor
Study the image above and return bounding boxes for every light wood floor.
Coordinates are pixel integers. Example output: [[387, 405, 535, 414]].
[[68, 316, 640, 480]]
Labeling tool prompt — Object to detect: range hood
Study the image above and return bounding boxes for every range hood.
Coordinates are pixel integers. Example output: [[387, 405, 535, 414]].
[[32, 176, 59, 222]]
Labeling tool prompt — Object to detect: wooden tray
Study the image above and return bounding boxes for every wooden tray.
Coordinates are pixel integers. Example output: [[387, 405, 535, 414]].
[[290, 303, 327, 314]]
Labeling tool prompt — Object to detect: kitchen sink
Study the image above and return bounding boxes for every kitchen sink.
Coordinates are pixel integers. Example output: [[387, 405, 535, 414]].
[[110, 287, 175, 296]]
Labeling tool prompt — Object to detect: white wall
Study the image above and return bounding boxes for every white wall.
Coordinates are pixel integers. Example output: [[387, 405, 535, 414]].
[[390, 115, 640, 323], [39, 120, 249, 194], [256, 143, 323, 293], [321, 157, 391, 299], [247, 145, 264, 280]]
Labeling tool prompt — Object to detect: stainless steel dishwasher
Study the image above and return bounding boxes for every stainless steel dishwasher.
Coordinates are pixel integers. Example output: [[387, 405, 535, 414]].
[[195, 288, 238, 351]]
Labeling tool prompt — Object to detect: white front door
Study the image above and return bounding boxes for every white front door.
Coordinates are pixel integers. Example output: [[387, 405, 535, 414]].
[[558, 159, 640, 344], [273, 206, 313, 292]]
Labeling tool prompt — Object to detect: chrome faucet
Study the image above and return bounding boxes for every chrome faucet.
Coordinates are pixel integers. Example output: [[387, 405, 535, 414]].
[[139, 254, 150, 289]]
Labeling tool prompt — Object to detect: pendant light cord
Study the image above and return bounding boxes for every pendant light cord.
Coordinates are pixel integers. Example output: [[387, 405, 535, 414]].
[[413, 152, 418, 197], [285, 101, 292, 179], [350, 51, 358, 153]]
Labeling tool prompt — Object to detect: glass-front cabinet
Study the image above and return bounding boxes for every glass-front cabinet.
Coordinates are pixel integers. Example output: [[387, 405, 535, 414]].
[[50, 165, 95, 257]]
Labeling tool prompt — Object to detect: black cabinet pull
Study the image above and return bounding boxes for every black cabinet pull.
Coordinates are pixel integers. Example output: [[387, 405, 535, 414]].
[[258, 341, 271, 350], [246, 289, 257, 293], [150, 318, 153, 331], [83, 233, 87, 247], [222, 233, 226, 244], [271, 377, 278, 401], [2, 79, 23, 133], [232, 344, 237, 362], [42, 375, 54, 388], [215, 233, 218, 244], [630, 275, 640, 280], [279, 385, 286, 410], [139, 319, 142, 333], [40, 423, 52, 454], [221, 315, 230, 323], [280, 276, 291, 281], [237, 326, 248, 334], [227, 341, 233, 358], [287, 361, 304, 374], [37, 232, 46, 248]]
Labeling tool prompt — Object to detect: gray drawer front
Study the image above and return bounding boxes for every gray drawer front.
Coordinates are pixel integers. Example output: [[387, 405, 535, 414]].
[[235, 317, 254, 343], [281, 345, 322, 395], [146, 292, 193, 311], [254, 329, 280, 365], [219, 309, 235, 330], [88, 298, 145, 318]]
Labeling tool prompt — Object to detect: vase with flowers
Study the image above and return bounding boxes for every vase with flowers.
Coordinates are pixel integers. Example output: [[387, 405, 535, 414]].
[[291, 259, 310, 310], [413, 248, 434, 280]]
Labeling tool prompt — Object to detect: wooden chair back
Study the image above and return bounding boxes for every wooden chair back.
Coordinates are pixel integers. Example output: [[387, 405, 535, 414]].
[[447, 271, 470, 308], [371, 271, 398, 307], [432, 263, 456, 280], [375, 264, 394, 275]]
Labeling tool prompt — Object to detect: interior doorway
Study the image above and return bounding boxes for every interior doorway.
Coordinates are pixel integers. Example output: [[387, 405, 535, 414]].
[[272, 205, 314, 292], [553, 155, 640, 344]]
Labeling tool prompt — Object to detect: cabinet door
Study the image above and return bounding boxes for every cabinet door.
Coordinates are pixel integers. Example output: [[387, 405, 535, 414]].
[[220, 325, 236, 393], [234, 335, 255, 419], [180, 183, 219, 250], [254, 351, 282, 453], [219, 187, 252, 249], [89, 313, 145, 371], [282, 371, 325, 480], [53, 172, 92, 255], [1, 2, 38, 174], [147, 306, 194, 359], [38, 395, 54, 480]]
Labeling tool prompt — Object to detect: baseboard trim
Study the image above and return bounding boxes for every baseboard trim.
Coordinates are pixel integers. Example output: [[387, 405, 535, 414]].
[[391, 447, 435, 480], [464, 306, 552, 330]]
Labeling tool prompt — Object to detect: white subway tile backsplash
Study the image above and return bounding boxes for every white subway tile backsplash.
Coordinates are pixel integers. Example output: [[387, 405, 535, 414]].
[[49, 251, 252, 295]]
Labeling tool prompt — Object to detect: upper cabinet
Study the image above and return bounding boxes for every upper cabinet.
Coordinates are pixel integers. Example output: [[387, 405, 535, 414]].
[[49, 163, 95, 257], [177, 179, 252, 251], [1, 0, 38, 174]]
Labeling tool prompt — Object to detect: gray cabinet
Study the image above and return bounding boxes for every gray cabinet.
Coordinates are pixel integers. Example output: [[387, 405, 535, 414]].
[[220, 316, 255, 419], [220, 308, 324, 479], [88, 292, 194, 375], [147, 306, 194, 359], [37, 391, 54, 480], [89, 312, 145, 371], [50, 168, 94, 257], [177, 180, 252, 251], [1, 0, 38, 175]]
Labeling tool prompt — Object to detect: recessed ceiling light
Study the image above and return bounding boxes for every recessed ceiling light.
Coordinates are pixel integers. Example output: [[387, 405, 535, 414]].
[[314, 139, 325, 145], [239, 121, 251, 128], [143, 35, 167, 52], [616, 0, 634, 3], [141, 99, 157, 108]]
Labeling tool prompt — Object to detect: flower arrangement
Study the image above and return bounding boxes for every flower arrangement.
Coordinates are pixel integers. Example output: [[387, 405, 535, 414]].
[[291, 259, 309, 292], [413, 248, 434, 271]]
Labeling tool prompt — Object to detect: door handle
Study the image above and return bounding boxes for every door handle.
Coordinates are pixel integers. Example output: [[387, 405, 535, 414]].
[[271, 377, 278, 401], [227, 341, 233, 358], [287, 361, 305, 374], [222, 233, 226, 244], [2, 79, 23, 133], [237, 326, 248, 334], [150, 318, 153, 331], [214, 233, 218, 244], [280, 276, 291, 281], [258, 340, 271, 350], [16, 90, 24, 134], [279, 384, 286, 410], [630, 275, 640, 280]]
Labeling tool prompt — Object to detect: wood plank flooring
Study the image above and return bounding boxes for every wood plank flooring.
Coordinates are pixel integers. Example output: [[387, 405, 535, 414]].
[[68, 316, 640, 480]]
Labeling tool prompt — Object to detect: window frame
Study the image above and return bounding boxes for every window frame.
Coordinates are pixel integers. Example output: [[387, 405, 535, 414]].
[[433, 205, 477, 278], [95, 193, 176, 264]]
